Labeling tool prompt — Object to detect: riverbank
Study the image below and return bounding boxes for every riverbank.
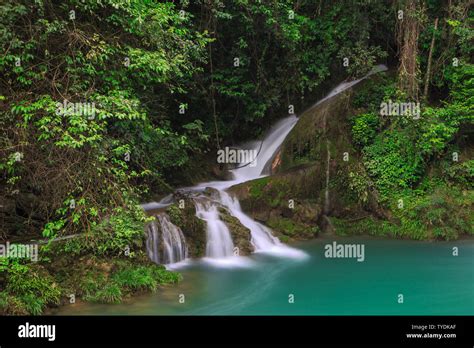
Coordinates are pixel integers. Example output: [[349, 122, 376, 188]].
[[0, 245, 181, 315], [0, 205, 182, 315]]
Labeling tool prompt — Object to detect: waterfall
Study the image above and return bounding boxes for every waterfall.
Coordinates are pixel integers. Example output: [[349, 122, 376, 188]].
[[146, 220, 160, 264], [143, 64, 387, 264], [187, 116, 300, 260], [230, 115, 299, 182], [146, 214, 187, 264], [310, 64, 388, 109], [188, 119, 307, 260]]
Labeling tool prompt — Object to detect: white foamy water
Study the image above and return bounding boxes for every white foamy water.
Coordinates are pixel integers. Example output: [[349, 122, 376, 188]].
[[230, 115, 299, 183]]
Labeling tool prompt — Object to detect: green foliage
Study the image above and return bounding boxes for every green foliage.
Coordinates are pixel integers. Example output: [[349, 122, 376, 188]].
[[86, 283, 123, 304], [352, 76, 397, 112], [337, 41, 387, 78], [331, 216, 398, 238], [427, 5, 473, 93], [363, 129, 425, 198], [443, 159, 474, 188], [347, 171, 370, 205], [113, 264, 181, 292], [202, 0, 391, 139], [60, 204, 150, 257], [349, 64, 473, 239], [79, 271, 106, 298], [6, 269, 61, 307], [167, 205, 183, 226], [0, 0, 211, 246], [78, 260, 180, 305], [337, 173, 473, 241], [113, 266, 158, 292], [416, 107, 459, 157], [92, 206, 147, 256], [79, 270, 122, 304], [356, 61, 473, 201], [351, 113, 380, 147], [392, 186, 473, 240], [0, 260, 61, 315]]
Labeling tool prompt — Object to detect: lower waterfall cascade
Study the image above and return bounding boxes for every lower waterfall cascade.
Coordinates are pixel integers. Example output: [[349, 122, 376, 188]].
[[146, 214, 188, 264]]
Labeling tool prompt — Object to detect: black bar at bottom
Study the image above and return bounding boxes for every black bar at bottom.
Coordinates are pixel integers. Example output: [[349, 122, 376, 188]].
[[0, 315, 472, 346]]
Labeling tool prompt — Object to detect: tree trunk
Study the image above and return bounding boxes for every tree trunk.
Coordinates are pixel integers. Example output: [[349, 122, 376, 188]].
[[396, 0, 424, 100], [423, 18, 439, 100]]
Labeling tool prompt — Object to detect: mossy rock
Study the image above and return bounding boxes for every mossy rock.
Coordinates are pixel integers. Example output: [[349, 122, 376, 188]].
[[166, 201, 206, 258], [229, 175, 323, 241], [267, 216, 318, 241], [218, 207, 253, 255]]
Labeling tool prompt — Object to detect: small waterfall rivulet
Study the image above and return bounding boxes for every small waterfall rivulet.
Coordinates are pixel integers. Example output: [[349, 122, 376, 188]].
[[146, 214, 187, 264], [324, 140, 331, 215], [144, 65, 388, 265]]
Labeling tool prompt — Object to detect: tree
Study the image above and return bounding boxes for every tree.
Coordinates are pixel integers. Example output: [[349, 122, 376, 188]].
[[396, 0, 426, 100]]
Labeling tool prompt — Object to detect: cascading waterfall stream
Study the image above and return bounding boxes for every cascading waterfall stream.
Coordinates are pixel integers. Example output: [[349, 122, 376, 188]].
[[191, 117, 302, 261], [230, 115, 299, 182], [146, 221, 160, 264], [144, 64, 387, 265]]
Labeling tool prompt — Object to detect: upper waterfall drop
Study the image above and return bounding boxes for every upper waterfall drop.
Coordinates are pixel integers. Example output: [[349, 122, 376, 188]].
[[229, 64, 388, 186], [230, 115, 299, 182]]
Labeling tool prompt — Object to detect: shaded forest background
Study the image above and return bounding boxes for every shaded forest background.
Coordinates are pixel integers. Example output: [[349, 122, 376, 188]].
[[1, 0, 471, 239]]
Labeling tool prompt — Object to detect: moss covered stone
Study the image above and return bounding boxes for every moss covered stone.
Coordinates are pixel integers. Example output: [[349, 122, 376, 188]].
[[229, 174, 323, 241], [218, 207, 253, 255], [166, 200, 206, 258], [267, 216, 318, 240]]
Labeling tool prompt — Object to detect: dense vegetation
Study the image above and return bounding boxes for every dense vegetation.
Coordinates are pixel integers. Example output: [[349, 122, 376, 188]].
[[0, 0, 472, 314]]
